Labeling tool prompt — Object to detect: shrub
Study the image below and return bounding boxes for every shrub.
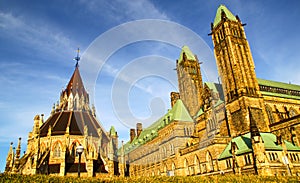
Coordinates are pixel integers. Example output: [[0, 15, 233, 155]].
[[0, 173, 299, 183]]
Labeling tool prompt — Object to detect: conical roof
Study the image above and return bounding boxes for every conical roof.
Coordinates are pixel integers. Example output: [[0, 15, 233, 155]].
[[39, 65, 109, 141], [65, 65, 88, 98], [213, 5, 237, 28], [178, 46, 196, 64]]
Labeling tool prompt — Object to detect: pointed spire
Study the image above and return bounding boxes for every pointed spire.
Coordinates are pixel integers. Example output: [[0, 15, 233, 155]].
[[51, 103, 55, 115], [7, 142, 13, 158], [213, 5, 237, 28], [178, 45, 196, 64], [5, 142, 14, 171], [12, 138, 21, 173], [53, 49, 91, 112], [60, 50, 90, 111], [65, 62, 87, 98], [92, 104, 96, 117], [110, 126, 117, 137], [40, 114, 44, 126], [15, 137, 21, 159], [33, 115, 40, 135]]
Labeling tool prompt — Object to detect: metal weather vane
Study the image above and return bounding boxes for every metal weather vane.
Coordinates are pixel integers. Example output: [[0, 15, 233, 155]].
[[74, 48, 80, 67]]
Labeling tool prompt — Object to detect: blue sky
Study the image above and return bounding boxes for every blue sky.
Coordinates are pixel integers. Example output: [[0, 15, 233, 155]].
[[1, 0, 300, 172]]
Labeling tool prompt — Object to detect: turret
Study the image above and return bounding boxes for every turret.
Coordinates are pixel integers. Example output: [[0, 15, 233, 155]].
[[33, 115, 40, 135], [108, 126, 119, 167], [12, 137, 21, 172], [170, 92, 180, 108], [5, 142, 14, 172], [176, 46, 203, 117]]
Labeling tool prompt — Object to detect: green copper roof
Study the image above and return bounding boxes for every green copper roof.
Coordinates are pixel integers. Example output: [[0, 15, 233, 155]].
[[178, 46, 196, 64], [261, 133, 282, 151], [258, 78, 300, 91], [205, 82, 225, 101], [119, 99, 193, 155], [196, 108, 204, 117], [261, 91, 300, 100], [258, 78, 300, 100], [284, 140, 300, 151], [213, 5, 237, 28], [218, 133, 299, 160], [218, 135, 252, 160], [172, 99, 194, 122], [109, 126, 117, 136], [205, 82, 218, 93]]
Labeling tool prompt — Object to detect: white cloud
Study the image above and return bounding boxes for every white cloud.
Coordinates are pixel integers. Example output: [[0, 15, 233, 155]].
[[0, 12, 76, 60], [79, 0, 169, 22]]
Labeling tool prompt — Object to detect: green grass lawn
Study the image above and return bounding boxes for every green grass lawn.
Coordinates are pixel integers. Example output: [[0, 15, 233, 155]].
[[1, 173, 300, 183]]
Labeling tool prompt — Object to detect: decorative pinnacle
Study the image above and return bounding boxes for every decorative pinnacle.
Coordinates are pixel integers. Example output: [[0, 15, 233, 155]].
[[74, 48, 80, 67]]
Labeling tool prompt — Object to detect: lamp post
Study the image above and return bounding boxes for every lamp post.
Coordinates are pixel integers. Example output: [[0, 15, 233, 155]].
[[76, 144, 84, 177]]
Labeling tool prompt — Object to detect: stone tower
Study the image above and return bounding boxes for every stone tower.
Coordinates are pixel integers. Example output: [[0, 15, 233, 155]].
[[211, 5, 269, 136], [176, 46, 203, 117]]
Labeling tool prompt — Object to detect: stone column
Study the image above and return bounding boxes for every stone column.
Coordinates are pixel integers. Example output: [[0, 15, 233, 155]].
[[59, 150, 66, 176], [86, 159, 94, 177]]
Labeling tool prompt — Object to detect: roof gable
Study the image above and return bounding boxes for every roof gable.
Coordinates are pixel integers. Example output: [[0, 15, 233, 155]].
[[172, 99, 194, 122]]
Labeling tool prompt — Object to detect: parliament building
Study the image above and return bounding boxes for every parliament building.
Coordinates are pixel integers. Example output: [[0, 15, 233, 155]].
[[119, 5, 300, 177], [5, 5, 300, 177]]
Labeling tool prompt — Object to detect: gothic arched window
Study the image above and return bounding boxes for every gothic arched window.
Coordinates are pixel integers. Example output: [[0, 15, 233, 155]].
[[289, 107, 298, 118], [53, 143, 61, 158], [194, 155, 201, 174], [265, 105, 275, 124], [206, 151, 214, 172], [184, 159, 189, 176]]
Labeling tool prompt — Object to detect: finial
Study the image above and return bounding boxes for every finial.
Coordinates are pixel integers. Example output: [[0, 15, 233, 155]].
[[74, 48, 80, 67]]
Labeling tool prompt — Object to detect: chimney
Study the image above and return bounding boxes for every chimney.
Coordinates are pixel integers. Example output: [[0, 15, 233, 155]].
[[136, 123, 143, 137], [130, 129, 136, 142], [170, 92, 180, 107]]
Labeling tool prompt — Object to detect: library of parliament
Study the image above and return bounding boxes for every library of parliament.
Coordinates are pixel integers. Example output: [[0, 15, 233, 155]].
[[6, 5, 300, 177]]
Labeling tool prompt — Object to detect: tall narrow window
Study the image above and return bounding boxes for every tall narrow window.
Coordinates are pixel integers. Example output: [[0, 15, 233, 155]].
[[53, 143, 61, 157], [266, 105, 274, 124], [206, 151, 214, 171], [184, 159, 189, 176], [194, 155, 201, 174]]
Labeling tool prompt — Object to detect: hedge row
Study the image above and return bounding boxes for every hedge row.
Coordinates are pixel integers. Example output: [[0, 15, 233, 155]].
[[0, 173, 300, 183]]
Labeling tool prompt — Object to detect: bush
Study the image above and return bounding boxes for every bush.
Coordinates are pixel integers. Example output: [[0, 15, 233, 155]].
[[0, 173, 299, 183]]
